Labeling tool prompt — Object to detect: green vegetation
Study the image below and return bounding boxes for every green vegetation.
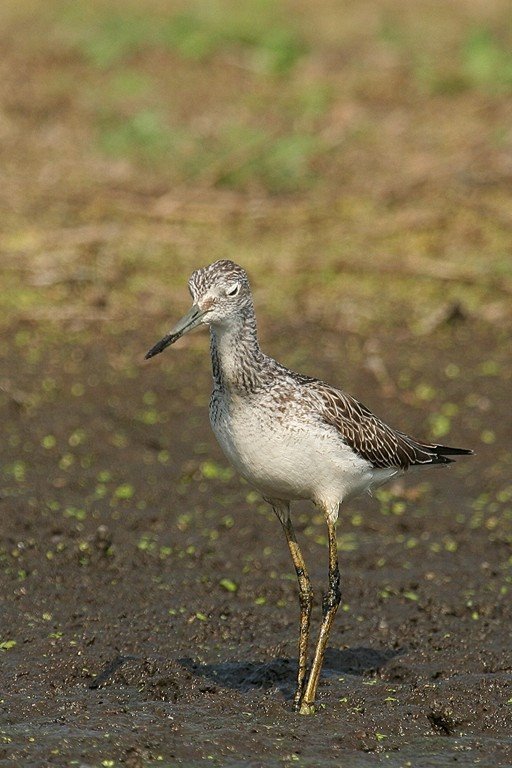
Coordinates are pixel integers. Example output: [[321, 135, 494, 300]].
[[462, 28, 512, 92], [219, 577, 238, 593], [64, 2, 306, 73]]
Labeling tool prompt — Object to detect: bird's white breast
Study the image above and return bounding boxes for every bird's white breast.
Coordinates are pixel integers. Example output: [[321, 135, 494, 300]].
[[210, 391, 385, 506]]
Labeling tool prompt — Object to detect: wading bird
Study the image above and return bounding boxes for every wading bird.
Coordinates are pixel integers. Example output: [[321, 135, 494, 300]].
[[145, 260, 472, 714]]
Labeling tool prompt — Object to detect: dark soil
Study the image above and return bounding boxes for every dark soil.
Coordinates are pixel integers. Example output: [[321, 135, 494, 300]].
[[1, 320, 511, 767]]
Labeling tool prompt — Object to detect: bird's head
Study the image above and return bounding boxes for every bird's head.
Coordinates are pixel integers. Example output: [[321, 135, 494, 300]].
[[145, 260, 251, 359]]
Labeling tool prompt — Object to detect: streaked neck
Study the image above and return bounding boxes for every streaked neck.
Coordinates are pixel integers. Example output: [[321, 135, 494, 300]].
[[210, 310, 265, 393]]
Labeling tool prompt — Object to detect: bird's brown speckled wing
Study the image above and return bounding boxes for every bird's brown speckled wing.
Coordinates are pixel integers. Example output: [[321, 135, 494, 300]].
[[315, 385, 442, 469]]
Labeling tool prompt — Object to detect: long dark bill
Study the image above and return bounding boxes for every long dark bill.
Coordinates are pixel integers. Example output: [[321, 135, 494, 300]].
[[145, 304, 206, 360]]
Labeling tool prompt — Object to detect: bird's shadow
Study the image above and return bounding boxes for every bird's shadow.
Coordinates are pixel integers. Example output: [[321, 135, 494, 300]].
[[178, 646, 403, 700]]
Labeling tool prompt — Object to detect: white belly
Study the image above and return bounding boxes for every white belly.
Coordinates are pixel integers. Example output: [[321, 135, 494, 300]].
[[210, 396, 388, 505]]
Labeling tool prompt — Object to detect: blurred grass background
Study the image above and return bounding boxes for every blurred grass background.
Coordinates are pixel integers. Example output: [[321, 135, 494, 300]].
[[0, 0, 511, 335]]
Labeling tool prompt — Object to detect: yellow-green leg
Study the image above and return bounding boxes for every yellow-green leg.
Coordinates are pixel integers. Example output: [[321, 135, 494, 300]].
[[300, 514, 341, 715], [271, 501, 313, 710]]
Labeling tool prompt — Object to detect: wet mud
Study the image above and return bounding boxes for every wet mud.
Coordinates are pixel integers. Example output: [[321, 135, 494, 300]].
[[1, 321, 511, 767]]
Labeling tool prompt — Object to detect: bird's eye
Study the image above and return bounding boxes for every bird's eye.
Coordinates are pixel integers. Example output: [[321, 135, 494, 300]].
[[226, 284, 240, 297]]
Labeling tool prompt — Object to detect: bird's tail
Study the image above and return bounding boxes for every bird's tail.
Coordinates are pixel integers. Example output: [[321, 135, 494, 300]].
[[426, 444, 474, 465]]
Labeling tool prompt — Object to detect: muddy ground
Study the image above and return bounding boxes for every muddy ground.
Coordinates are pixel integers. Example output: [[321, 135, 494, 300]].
[[1, 318, 511, 768], [1, 0, 512, 765]]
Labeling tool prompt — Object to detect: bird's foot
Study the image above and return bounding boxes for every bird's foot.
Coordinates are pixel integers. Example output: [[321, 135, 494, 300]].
[[298, 700, 316, 716], [293, 679, 315, 715]]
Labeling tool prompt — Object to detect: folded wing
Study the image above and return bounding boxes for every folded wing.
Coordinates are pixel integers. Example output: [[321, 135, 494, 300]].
[[316, 385, 472, 469]]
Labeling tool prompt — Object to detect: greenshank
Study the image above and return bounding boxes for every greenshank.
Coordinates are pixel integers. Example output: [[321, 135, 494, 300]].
[[145, 259, 472, 714]]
